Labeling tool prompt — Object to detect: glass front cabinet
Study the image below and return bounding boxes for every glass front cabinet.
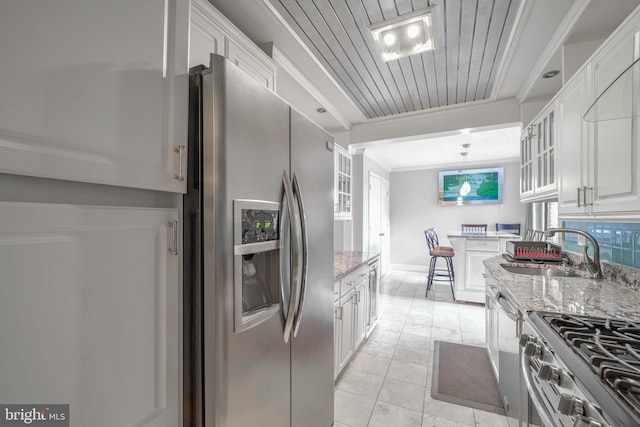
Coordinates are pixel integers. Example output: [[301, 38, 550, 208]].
[[334, 144, 352, 220], [520, 101, 557, 202]]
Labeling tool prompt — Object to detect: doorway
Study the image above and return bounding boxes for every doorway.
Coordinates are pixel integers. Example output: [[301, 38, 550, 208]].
[[368, 172, 390, 276]]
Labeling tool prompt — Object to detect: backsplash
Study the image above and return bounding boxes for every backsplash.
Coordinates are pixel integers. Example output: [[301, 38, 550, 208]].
[[562, 221, 640, 289]]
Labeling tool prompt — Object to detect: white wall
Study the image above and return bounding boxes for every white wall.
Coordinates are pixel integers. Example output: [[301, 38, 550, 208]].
[[389, 161, 525, 269]]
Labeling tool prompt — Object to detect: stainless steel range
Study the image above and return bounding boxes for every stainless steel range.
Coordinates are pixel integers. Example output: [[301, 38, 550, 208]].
[[520, 311, 640, 427]]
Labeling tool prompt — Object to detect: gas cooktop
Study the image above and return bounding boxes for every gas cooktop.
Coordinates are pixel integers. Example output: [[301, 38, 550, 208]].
[[531, 311, 640, 426]]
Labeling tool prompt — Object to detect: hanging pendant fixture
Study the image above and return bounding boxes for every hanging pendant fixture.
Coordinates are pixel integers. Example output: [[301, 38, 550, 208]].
[[459, 144, 471, 196]]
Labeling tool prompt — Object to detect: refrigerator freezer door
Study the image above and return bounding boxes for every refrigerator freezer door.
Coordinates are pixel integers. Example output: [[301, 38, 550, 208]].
[[289, 109, 335, 427], [202, 54, 291, 427]]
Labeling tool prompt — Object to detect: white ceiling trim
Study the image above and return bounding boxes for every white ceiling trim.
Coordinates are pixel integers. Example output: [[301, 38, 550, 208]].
[[260, 0, 367, 123], [268, 44, 353, 130], [390, 157, 520, 173], [357, 96, 504, 126], [488, 0, 531, 100], [515, 0, 591, 103]]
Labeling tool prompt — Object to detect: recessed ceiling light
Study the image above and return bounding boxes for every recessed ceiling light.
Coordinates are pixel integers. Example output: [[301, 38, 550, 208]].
[[542, 70, 560, 79], [369, 7, 436, 62]]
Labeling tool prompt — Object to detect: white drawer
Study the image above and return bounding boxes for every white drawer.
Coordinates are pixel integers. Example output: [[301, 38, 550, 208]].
[[340, 266, 368, 297], [466, 239, 500, 252]]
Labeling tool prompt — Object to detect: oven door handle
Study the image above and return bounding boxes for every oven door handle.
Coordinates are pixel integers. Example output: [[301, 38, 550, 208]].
[[520, 349, 559, 427]]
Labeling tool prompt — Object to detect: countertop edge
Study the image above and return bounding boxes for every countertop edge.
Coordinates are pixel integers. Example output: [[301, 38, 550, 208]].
[[483, 255, 640, 321], [334, 251, 380, 281]]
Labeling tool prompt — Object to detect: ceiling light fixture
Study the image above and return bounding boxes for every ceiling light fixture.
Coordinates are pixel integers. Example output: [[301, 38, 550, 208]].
[[458, 144, 471, 205], [542, 70, 560, 79], [369, 7, 436, 62]]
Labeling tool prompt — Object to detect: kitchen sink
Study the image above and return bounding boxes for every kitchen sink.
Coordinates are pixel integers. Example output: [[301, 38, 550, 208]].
[[500, 264, 580, 277]]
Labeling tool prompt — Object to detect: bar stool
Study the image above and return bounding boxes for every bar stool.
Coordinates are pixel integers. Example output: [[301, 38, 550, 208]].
[[424, 228, 455, 300]]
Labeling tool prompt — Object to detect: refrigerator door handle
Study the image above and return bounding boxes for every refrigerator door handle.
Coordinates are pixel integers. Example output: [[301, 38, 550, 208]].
[[280, 169, 300, 343], [291, 172, 308, 337]]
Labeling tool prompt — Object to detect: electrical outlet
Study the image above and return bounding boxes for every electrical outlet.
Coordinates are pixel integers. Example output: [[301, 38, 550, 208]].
[[577, 235, 586, 246]]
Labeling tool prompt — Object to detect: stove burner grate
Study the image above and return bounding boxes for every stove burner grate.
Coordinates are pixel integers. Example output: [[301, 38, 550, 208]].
[[543, 313, 640, 415]]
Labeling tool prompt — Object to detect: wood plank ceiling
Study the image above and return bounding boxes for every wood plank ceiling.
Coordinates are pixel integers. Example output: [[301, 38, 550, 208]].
[[266, 0, 522, 119]]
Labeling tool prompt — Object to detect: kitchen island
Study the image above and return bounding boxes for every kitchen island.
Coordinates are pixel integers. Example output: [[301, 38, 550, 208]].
[[447, 231, 520, 303], [333, 250, 380, 380]]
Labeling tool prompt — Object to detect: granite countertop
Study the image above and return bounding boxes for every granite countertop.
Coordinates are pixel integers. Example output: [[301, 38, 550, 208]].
[[484, 255, 640, 322], [334, 250, 380, 280], [448, 231, 521, 239]]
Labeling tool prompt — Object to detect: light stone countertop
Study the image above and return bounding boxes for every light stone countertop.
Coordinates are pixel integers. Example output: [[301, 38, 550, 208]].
[[484, 255, 640, 322], [447, 231, 521, 239], [334, 250, 380, 280]]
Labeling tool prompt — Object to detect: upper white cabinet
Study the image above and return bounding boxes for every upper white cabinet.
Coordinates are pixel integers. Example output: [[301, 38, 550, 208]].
[[0, 0, 189, 193], [0, 202, 181, 427], [557, 8, 640, 217], [189, 0, 276, 90], [520, 101, 557, 202], [557, 67, 591, 215], [334, 144, 352, 220], [588, 16, 640, 214]]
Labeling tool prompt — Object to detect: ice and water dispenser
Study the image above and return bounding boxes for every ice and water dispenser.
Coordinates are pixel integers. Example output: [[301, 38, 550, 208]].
[[233, 200, 282, 332]]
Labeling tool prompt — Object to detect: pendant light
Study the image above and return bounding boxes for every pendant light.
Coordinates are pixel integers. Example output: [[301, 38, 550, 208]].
[[459, 144, 471, 196]]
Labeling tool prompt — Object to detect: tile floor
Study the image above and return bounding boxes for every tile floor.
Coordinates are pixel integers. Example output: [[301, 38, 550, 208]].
[[334, 269, 513, 427]]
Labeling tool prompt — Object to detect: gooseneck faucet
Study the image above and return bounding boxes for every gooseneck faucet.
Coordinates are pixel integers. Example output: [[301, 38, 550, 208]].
[[544, 228, 603, 279]]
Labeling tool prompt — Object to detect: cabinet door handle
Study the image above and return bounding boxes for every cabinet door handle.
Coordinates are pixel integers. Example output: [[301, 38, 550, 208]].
[[585, 187, 593, 207], [167, 220, 179, 255], [336, 306, 343, 320], [173, 145, 186, 181], [577, 187, 583, 207]]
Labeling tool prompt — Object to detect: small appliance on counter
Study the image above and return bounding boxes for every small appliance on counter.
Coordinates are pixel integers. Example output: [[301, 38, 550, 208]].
[[505, 241, 563, 262]]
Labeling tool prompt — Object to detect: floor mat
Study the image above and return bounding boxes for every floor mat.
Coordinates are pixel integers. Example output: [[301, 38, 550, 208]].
[[431, 340, 505, 415]]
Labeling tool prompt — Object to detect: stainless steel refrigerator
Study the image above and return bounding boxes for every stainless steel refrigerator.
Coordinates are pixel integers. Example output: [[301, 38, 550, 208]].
[[184, 54, 335, 427]]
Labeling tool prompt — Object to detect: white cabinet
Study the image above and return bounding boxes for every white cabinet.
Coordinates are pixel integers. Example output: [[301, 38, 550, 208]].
[[449, 236, 514, 304], [189, 0, 276, 90], [0, 202, 181, 427], [353, 281, 367, 350], [557, 8, 640, 217], [485, 283, 499, 378], [0, 0, 189, 193], [334, 144, 352, 220], [588, 16, 640, 214], [557, 67, 591, 215], [520, 102, 557, 201], [335, 293, 354, 378], [334, 264, 368, 379]]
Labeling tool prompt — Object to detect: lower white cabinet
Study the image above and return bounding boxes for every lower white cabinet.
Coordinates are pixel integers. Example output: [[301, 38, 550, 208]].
[[334, 264, 369, 380], [449, 236, 514, 303], [353, 281, 367, 351], [485, 282, 499, 379], [0, 202, 180, 427], [335, 293, 354, 377]]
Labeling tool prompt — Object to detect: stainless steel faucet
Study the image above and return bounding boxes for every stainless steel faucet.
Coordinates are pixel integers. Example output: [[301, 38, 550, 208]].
[[544, 228, 603, 279]]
